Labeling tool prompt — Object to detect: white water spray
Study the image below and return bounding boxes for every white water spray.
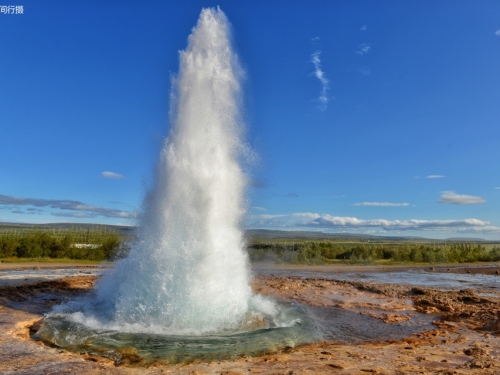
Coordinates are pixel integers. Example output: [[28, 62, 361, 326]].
[[64, 7, 276, 335]]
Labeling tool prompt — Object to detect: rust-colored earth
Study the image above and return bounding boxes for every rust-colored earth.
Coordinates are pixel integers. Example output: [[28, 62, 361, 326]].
[[0, 264, 499, 374]]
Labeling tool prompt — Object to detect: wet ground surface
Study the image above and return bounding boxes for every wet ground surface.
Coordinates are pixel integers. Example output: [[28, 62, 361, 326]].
[[254, 266, 500, 297], [0, 265, 105, 287], [0, 263, 499, 374]]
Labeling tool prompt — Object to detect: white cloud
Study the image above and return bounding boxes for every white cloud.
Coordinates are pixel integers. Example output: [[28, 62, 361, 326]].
[[353, 202, 410, 207], [246, 212, 500, 233], [0, 194, 138, 219], [311, 36, 320, 42], [495, 29, 500, 36], [426, 175, 445, 179], [360, 25, 367, 31], [438, 191, 486, 205], [100, 171, 125, 179], [355, 43, 371, 55], [495, 187, 500, 190], [311, 50, 330, 111]]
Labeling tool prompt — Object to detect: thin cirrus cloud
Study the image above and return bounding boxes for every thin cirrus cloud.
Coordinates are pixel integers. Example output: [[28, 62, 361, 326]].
[[438, 191, 486, 205], [355, 43, 371, 55], [0, 194, 138, 219], [353, 202, 410, 207], [426, 175, 445, 179], [246, 212, 500, 233], [251, 206, 267, 212], [310, 50, 330, 111], [100, 171, 125, 179], [495, 29, 500, 36], [360, 25, 367, 31], [350, 65, 371, 76]]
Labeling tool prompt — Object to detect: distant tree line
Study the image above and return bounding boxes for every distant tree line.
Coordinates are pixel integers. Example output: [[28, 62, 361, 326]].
[[0, 227, 125, 261], [2, 229, 500, 265], [248, 241, 500, 264]]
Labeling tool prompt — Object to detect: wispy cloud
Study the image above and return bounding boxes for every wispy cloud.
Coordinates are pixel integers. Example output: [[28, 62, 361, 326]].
[[438, 191, 486, 205], [426, 175, 445, 179], [495, 29, 500, 36], [357, 66, 371, 76], [0, 194, 138, 218], [355, 43, 371, 55], [353, 202, 410, 207], [100, 171, 125, 179], [495, 187, 500, 190], [311, 50, 330, 111], [251, 206, 267, 212], [247, 212, 500, 233], [51, 212, 95, 218], [360, 25, 367, 31], [350, 65, 371, 76]]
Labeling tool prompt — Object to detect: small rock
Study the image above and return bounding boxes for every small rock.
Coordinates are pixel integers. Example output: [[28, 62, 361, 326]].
[[328, 363, 344, 369]]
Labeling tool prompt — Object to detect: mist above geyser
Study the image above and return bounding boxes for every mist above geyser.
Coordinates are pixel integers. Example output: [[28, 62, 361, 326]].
[[59, 7, 278, 335]]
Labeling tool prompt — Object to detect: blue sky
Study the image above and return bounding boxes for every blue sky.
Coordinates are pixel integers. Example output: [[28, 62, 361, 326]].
[[1, 1, 500, 239]]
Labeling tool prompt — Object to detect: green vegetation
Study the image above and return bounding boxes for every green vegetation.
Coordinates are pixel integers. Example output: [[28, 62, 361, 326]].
[[248, 240, 500, 265], [0, 226, 126, 261], [2, 224, 500, 265]]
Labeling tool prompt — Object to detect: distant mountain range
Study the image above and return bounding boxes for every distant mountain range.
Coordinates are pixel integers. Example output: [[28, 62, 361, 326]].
[[245, 229, 488, 242], [1, 222, 491, 242]]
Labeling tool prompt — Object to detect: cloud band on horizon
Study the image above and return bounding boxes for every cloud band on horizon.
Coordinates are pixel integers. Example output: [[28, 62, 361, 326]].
[[0, 194, 137, 219], [246, 212, 500, 233]]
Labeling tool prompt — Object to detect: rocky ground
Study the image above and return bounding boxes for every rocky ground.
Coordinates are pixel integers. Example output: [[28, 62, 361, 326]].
[[0, 265, 499, 374]]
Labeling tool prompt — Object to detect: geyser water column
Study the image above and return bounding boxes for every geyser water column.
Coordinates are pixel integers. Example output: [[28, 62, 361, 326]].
[[91, 7, 253, 334], [34, 8, 321, 363]]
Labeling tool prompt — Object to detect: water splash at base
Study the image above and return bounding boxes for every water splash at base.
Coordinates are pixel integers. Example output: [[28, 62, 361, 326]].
[[35, 303, 320, 365]]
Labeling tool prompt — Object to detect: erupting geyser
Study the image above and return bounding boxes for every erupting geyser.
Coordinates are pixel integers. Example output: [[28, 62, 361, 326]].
[[35, 8, 319, 363], [81, 6, 257, 335]]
